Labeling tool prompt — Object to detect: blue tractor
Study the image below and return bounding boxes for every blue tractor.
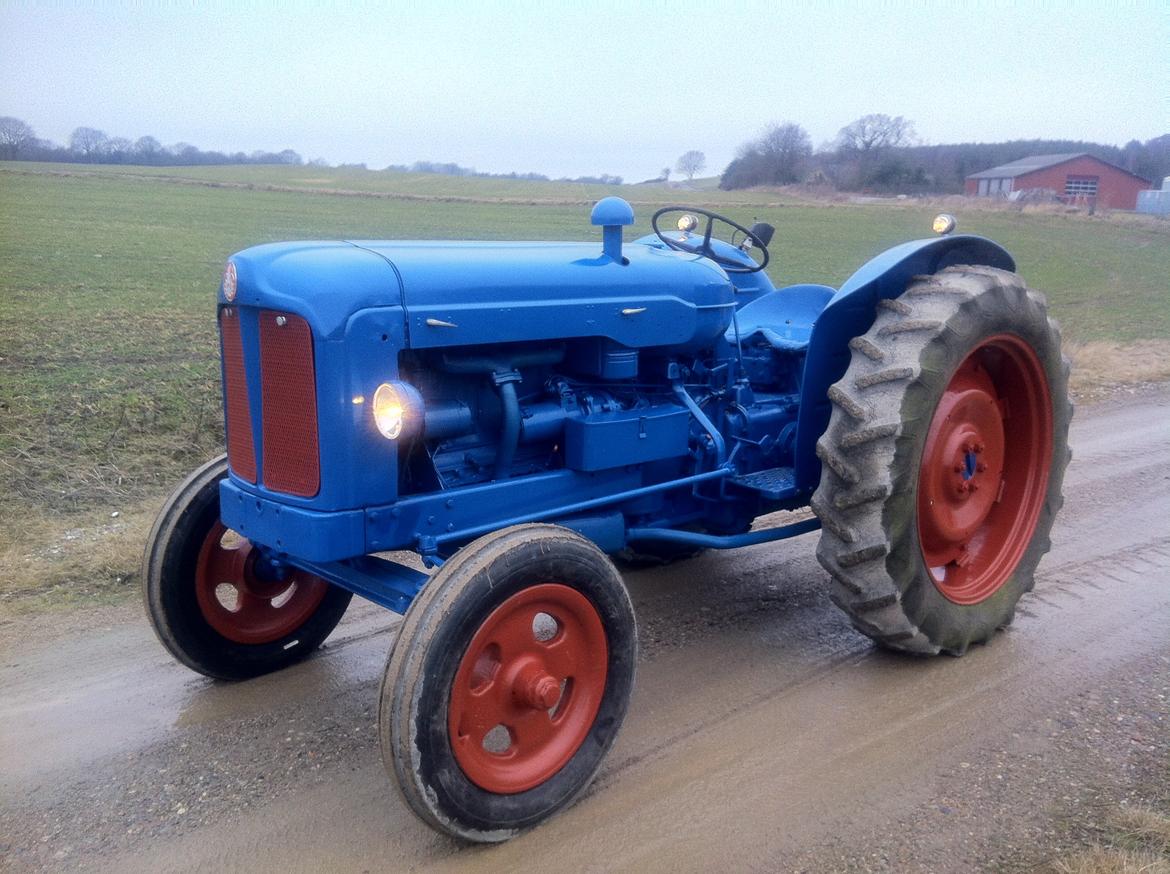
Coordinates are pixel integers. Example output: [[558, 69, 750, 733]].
[[144, 198, 1071, 841]]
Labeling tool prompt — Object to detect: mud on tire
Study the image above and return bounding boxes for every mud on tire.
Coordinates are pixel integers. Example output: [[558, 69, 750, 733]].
[[811, 266, 1072, 655]]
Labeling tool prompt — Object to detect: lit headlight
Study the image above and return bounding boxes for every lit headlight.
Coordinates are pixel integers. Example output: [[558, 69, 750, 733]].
[[932, 214, 957, 236], [372, 382, 422, 440]]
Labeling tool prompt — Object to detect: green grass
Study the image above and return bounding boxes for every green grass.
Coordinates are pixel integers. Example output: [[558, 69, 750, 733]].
[[2, 161, 1168, 525]]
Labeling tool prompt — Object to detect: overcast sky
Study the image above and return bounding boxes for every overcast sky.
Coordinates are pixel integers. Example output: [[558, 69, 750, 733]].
[[2, 1, 1167, 181]]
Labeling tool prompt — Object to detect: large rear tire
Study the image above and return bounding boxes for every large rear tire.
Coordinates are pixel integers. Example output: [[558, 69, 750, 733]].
[[380, 524, 637, 842], [142, 455, 352, 680], [811, 266, 1071, 655]]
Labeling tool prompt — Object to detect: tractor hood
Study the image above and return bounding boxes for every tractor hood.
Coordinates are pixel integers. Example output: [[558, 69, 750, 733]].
[[223, 239, 736, 349]]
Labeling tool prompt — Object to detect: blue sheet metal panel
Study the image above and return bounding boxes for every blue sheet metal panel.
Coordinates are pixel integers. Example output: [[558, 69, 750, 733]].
[[729, 284, 835, 350], [223, 241, 403, 338], [564, 407, 691, 471], [219, 479, 366, 562], [791, 235, 1015, 490], [350, 240, 735, 350], [364, 467, 643, 553], [633, 233, 763, 273]]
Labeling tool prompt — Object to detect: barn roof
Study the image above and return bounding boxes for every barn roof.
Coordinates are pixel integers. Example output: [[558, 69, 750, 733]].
[[966, 154, 1086, 179], [966, 153, 1150, 183]]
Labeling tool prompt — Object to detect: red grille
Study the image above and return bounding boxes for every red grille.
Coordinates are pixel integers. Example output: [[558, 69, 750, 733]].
[[259, 311, 320, 497], [219, 308, 257, 483]]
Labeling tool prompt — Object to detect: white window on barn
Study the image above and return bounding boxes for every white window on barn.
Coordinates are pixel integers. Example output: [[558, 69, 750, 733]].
[[978, 179, 990, 195], [1065, 176, 1099, 197]]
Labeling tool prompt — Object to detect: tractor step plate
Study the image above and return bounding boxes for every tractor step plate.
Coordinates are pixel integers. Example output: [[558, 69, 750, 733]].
[[729, 467, 796, 501]]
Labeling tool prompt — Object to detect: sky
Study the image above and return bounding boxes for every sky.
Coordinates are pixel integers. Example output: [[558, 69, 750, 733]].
[[2, 1, 1167, 182]]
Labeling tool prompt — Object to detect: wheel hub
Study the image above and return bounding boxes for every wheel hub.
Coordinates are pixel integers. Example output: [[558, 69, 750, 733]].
[[919, 375, 1005, 554], [447, 583, 608, 795], [194, 522, 330, 644], [917, 335, 1053, 605]]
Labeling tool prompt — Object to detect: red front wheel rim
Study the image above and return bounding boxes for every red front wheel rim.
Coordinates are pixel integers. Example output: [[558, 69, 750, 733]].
[[194, 522, 330, 644], [917, 334, 1053, 605], [448, 584, 608, 794]]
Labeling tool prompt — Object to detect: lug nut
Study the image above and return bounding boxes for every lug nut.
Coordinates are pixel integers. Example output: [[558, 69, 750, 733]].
[[974, 442, 985, 453], [976, 462, 987, 473]]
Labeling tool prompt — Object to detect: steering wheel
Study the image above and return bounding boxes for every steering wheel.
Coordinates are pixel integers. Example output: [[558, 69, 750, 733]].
[[651, 207, 770, 274]]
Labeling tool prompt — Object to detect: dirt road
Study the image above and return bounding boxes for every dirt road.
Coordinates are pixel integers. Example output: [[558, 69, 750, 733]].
[[3, 388, 1167, 873]]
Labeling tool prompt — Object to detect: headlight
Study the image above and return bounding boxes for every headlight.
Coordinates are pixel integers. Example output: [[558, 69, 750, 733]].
[[372, 382, 423, 440], [932, 214, 957, 236], [373, 383, 406, 439], [222, 261, 237, 302]]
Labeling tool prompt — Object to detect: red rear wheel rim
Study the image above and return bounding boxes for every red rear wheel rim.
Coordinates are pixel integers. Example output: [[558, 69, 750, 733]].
[[918, 334, 1053, 605], [448, 584, 608, 794], [194, 522, 330, 644]]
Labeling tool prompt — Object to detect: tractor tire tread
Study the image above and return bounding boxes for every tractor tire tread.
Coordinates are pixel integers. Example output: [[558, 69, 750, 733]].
[[811, 265, 1071, 656]]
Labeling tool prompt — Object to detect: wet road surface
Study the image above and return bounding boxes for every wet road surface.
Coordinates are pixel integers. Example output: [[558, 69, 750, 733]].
[[2, 388, 1168, 872]]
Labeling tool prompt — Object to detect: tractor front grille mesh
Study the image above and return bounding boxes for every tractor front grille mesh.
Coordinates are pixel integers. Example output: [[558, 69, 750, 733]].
[[259, 311, 321, 497], [219, 308, 257, 483]]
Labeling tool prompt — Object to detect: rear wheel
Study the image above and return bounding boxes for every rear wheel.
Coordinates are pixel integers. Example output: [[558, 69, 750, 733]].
[[380, 524, 636, 842], [142, 456, 352, 680], [811, 266, 1071, 655]]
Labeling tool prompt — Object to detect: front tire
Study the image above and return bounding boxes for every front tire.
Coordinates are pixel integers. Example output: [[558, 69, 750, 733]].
[[811, 266, 1072, 655], [142, 455, 352, 680], [380, 524, 637, 842]]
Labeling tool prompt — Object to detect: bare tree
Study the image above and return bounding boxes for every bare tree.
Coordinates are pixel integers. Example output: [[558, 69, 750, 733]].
[[134, 135, 162, 161], [719, 121, 812, 189], [0, 116, 36, 159], [836, 114, 917, 153], [758, 122, 813, 174], [106, 137, 133, 162], [675, 150, 706, 181], [661, 166, 671, 181], [69, 126, 109, 161]]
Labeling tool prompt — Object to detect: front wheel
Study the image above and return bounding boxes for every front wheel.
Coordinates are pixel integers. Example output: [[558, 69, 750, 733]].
[[811, 266, 1072, 655], [380, 524, 637, 842], [142, 456, 352, 680]]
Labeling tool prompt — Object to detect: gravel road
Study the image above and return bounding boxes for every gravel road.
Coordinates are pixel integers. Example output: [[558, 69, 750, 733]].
[[2, 387, 1167, 873]]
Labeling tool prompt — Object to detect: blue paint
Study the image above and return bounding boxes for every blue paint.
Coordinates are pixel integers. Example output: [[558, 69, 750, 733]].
[[627, 515, 820, 549], [215, 202, 1016, 614], [591, 196, 635, 262]]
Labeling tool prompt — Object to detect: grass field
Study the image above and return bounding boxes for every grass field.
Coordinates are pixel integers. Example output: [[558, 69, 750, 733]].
[[2, 162, 1168, 611]]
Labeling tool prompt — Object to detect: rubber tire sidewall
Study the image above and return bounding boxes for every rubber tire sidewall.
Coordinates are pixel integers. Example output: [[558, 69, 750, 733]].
[[381, 524, 637, 842], [142, 455, 353, 681]]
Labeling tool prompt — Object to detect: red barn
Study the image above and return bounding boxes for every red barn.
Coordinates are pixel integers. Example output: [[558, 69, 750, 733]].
[[964, 153, 1150, 210]]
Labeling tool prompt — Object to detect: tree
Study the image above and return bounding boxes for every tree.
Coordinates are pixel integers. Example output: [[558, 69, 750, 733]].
[[675, 150, 706, 181], [106, 137, 133, 162], [719, 122, 812, 189], [661, 166, 671, 181], [69, 126, 109, 161], [0, 116, 35, 160], [836, 114, 917, 153], [134, 135, 162, 161]]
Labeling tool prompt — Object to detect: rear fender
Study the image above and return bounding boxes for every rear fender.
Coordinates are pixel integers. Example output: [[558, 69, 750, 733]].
[[792, 235, 1015, 490]]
